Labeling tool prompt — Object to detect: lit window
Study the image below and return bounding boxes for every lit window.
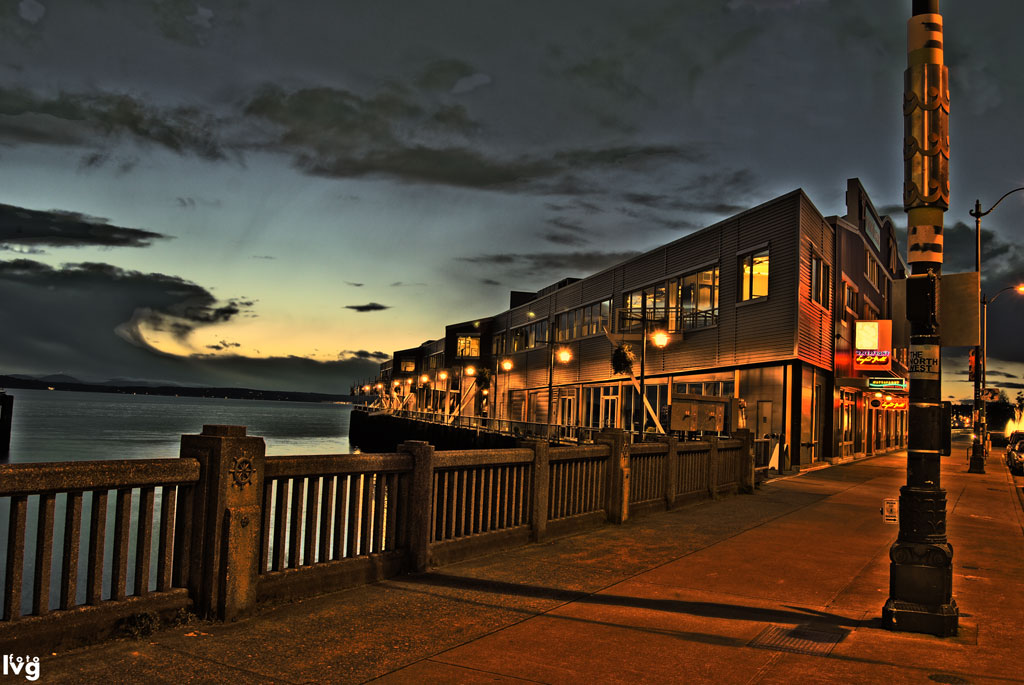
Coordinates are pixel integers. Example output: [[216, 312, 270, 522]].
[[456, 336, 480, 357], [740, 249, 769, 301], [400, 360, 415, 373]]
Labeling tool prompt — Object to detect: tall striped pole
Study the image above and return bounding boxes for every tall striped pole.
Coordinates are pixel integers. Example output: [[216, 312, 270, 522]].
[[882, 0, 958, 637]]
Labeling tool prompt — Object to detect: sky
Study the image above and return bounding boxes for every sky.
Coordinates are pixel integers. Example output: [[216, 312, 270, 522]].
[[0, 0, 1022, 398]]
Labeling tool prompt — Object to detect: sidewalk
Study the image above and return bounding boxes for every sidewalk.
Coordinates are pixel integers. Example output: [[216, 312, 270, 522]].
[[35, 449, 1024, 684]]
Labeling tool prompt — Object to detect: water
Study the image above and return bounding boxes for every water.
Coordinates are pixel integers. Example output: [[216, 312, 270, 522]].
[[2, 388, 353, 462]]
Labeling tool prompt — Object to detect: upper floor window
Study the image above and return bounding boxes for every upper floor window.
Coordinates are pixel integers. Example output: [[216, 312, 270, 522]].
[[511, 320, 548, 352], [810, 254, 829, 307], [399, 359, 416, 373], [555, 299, 611, 342], [676, 266, 719, 330], [492, 332, 506, 356], [739, 249, 769, 301], [621, 284, 668, 333], [865, 253, 883, 292], [456, 336, 480, 357]]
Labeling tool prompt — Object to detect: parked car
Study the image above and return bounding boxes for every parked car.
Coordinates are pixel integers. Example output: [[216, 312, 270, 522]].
[[1006, 436, 1024, 476]]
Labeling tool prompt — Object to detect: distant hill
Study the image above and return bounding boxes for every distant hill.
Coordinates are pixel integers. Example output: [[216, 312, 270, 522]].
[[0, 374, 368, 404]]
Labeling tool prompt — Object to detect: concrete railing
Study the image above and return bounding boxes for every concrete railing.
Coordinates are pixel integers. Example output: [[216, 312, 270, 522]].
[[0, 456, 200, 651], [0, 425, 753, 653]]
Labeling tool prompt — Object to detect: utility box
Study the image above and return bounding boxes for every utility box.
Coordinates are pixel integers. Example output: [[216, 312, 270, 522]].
[[669, 393, 729, 432]]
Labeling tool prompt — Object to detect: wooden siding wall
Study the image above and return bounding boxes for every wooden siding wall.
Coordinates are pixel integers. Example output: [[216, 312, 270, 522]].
[[728, 194, 801, 367], [796, 195, 835, 370]]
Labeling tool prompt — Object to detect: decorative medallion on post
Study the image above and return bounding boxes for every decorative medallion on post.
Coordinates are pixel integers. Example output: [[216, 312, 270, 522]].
[[883, 0, 958, 637]]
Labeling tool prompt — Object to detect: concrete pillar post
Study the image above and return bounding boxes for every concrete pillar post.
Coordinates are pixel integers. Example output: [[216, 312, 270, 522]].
[[597, 429, 629, 524], [521, 439, 550, 541], [734, 428, 755, 494], [179, 425, 265, 621], [0, 392, 13, 461], [400, 440, 435, 572], [708, 436, 720, 499], [661, 435, 679, 508]]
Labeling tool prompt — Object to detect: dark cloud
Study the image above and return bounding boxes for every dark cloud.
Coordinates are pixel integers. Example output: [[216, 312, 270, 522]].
[[893, 221, 1024, 293], [987, 370, 1020, 379], [239, 85, 708, 188], [344, 302, 390, 312], [416, 59, 477, 91], [243, 84, 420, 151], [206, 340, 241, 351], [481, 278, 501, 286], [252, 255, 275, 260], [344, 281, 364, 287], [623, 191, 745, 215], [459, 250, 641, 278], [547, 218, 594, 234], [554, 145, 704, 168], [390, 281, 426, 287], [541, 231, 589, 247], [0, 258, 326, 390], [343, 349, 390, 361], [0, 203, 171, 249], [0, 86, 226, 159], [430, 104, 478, 133], [300, 146, 555, 188], [566, 57, 649, 101], [0, 259, 252, 348]]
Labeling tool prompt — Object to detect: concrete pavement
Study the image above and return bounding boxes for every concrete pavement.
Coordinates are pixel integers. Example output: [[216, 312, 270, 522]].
[[34, 446, 1024, 684]]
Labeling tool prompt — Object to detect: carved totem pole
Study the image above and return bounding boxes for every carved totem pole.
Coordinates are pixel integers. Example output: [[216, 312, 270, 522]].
[[882, 0, 958, 636]]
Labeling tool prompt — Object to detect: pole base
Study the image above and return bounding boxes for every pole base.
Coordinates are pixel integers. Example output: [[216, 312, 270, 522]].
[[882, 598, 959, 637], [967, 442, 986, 473]]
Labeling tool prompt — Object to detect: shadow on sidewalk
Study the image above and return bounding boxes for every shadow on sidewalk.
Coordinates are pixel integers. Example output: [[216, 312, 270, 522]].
[[403, 572, 859, 630]]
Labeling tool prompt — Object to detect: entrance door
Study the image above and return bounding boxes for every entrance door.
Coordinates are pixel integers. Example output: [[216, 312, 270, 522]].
[[808, 383, 821, 462], [558, 392, 577, 439], [756, 400, 773, 438], [601, 392, 618, 429]]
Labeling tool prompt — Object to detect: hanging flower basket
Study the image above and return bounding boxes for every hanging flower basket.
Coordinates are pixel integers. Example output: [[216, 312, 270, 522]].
[[611, 344, 636, 375], [476, 368, 492, 390]]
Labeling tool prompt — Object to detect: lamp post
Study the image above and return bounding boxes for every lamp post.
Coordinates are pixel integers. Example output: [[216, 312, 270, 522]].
[[969, 188, 1024, 471], [545, 333, 573, 440], [640, 328, 670, 435], [438, 371, 449, 423]]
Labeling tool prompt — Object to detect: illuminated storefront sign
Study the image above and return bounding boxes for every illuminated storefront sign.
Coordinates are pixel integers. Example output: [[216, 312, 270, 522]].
[[868, 377, 907, 391], [854, 320, 893, 372]]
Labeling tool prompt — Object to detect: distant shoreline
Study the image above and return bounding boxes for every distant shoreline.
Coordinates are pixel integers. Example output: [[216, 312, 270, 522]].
[[0, 375, 366, 405]]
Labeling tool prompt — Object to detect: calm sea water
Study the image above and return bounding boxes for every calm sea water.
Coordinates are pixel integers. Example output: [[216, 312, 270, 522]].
[[2, 388, 353, 463]]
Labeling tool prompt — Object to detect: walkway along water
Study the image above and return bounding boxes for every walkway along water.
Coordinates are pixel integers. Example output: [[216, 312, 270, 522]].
[[0, 424, 754, 653]]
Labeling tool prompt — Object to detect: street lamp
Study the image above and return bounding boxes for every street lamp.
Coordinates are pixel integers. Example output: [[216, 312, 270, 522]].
[[974, 282, 1024, 468], [969, 186, 1024, 472], [438, 370, 450, 422]]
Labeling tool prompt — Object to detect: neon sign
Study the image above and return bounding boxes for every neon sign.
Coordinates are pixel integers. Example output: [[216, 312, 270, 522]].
[[868, 378, 907, 391]]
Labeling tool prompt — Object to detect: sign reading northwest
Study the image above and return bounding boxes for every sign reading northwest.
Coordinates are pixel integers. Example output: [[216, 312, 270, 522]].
[[868, 377, 907, 391], [854, 320, 893, 372]]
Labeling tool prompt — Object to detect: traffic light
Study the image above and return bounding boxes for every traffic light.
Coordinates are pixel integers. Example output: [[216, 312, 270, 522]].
[[968, 349, 975, 381]]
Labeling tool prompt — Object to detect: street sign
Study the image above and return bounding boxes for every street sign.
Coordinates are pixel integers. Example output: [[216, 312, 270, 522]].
[[882, 498, 899, 524], [981, 388, 1001, 402]]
